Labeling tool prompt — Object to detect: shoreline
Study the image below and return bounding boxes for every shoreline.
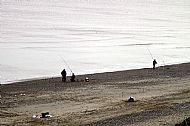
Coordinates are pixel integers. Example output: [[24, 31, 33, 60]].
[[2, 61, 190, 85], [1, 62, 190, 126]]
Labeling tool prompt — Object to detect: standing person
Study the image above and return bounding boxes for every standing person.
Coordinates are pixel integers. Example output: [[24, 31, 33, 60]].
[[61, 69, 67, 82], [153, 59, 157, 69], [70, 73, 75, 82]]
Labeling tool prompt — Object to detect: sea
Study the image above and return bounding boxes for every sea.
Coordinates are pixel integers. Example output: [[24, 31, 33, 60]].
[[1, 0, 190, 84]]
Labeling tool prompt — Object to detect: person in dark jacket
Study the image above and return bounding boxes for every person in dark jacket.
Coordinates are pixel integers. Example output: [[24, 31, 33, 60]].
[[70, 73, 75, 82], [153, 59, 157, 69], [61, 69, 67, 82]]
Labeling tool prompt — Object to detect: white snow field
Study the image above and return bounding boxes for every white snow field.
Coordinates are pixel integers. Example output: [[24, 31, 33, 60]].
[[1, 0, 190, 83]]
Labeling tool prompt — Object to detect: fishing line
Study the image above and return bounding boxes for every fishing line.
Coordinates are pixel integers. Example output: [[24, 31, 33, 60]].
[[58, 54, 73, 74], [147, 48, 154, 60]]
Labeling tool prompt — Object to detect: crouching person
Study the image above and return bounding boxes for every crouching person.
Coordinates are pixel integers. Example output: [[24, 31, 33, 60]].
[[70, 73, 75, 82]]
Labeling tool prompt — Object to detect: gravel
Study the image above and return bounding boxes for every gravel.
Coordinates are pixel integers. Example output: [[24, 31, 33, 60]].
[[80, 102, 190, 126]]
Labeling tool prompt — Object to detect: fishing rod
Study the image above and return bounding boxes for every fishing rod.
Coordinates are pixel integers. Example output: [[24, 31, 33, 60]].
[[146, 48, 168, 75], [58, 55, 73, 74], [147, 48, 154, 60]]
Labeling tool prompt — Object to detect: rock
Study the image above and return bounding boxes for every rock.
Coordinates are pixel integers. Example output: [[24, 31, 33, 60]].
[[128, 97, 135, 102]]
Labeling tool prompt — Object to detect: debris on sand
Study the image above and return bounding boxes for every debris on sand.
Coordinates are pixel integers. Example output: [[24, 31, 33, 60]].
[[127, 97, 135, 102], [41, 112, 52, 118], [32, 115, 38, 118], [20, 93, 26, 96], [33, 112, 52, 118], [85, 77, 89, 82]]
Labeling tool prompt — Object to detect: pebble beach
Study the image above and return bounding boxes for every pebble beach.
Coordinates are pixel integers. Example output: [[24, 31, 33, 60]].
[[1, 63, 190, 125]]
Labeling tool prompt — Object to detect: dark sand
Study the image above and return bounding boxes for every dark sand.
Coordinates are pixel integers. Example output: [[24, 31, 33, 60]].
[[1, 63, 190, 126]]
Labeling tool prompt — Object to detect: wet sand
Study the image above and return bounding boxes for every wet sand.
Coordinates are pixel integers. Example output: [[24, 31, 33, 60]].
[[1, 63, 190, 126]]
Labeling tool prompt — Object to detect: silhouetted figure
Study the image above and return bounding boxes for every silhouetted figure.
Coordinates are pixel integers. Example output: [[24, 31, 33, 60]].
[[61, 69, 66, 82], [153, 59, 157, 69], [70, 73, 75, 82]]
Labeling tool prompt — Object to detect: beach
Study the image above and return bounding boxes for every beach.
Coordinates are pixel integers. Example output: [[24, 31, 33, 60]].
[[1, 1, 190, 125], [1, 62, 190, 126]]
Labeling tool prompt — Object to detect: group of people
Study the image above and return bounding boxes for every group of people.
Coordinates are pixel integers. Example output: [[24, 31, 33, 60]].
[[61, 69, 75, 82], [61, 59, 157, 82]]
